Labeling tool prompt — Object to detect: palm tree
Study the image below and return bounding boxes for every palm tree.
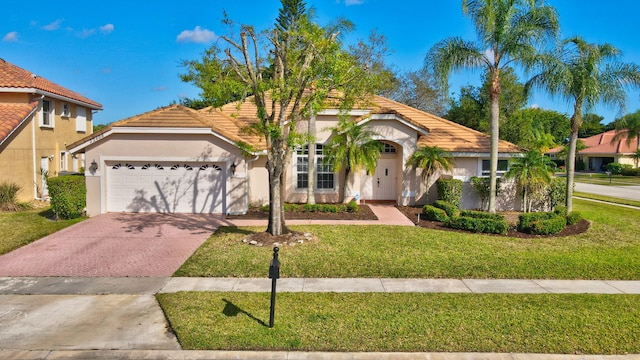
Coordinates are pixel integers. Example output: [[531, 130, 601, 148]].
[[406, 146, 455, 201], [527, 37, 640, 212], [612, 111, 640, 168], [324, 119, 383, 202], [504, 150, 555, 212], [427, 0, 558, 213]]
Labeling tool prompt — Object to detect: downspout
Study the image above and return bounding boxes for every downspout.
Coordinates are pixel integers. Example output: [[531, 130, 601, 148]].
[[31, 95, 44, 200]]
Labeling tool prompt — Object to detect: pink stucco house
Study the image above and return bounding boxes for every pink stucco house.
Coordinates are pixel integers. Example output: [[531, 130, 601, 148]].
[[69, 95, 522, 216]]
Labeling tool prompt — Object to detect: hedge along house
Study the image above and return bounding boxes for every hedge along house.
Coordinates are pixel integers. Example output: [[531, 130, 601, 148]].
[[68, 95, 522, 216]]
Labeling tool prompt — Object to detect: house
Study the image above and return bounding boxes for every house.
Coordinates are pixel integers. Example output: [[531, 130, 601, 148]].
[[548, 129, 639, 171], [68, 95, 522, 216], [0, 59, 102, 201]]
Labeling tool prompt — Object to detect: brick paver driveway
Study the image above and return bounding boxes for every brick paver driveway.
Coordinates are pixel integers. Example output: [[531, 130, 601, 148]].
[[0, 213, 225, 277]]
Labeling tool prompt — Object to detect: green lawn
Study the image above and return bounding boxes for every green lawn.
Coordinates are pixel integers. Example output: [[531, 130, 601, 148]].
[[175, 199, 640, 279], [157, 292, 640, 354], [573, 173, 640, 186], [574, 191, 640, 208], [0, 208, 85, 255]]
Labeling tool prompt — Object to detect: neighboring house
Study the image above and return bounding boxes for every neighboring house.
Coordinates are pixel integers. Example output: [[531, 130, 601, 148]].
[[548, 129, 639, 171], [68, 95, 522, 216], [0, 59, 102, 201]]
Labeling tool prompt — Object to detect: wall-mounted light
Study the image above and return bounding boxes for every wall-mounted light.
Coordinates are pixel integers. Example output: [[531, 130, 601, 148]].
[[48, 155, 54, 161], [230, 162, 237, 176], [89, 160, 98, 175]]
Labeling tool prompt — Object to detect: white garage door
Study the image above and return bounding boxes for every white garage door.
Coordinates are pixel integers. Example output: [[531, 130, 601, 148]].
[[107, 162, 225, 213]]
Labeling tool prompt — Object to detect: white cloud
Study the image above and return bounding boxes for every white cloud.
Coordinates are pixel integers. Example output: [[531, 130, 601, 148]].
[[530, 104, 541, 109], [152, 86, 168, 92], [43, 19, 63, 31], [2, 31, 19, 42], [344, 0, 364, 5], [100, 23, 114, 34], [176, 26, 216, 43], [78, 28, 96, 38]]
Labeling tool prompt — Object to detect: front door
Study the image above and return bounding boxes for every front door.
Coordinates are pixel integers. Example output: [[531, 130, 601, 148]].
[[372, 158, 396, 200], [40, 157, 49, 198]]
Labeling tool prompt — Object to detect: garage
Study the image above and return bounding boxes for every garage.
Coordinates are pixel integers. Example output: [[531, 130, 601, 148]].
[[106, 161, 225, 213]]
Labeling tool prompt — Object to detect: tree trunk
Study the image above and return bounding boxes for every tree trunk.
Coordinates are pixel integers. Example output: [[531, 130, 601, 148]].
[[565, 106, 583, 214], [342, 168, 351, 203], [266, 140, 289, 236], [307, 115, 316, 204], [488, 73, 501, 213]]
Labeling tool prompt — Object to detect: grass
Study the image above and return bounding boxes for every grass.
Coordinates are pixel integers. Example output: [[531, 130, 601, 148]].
[[157, 292, 640, 354], [573, 173, 640, 186], [0, 207, 85, 255], [574, 191, 640, 208], [175, 199, 640, 280]]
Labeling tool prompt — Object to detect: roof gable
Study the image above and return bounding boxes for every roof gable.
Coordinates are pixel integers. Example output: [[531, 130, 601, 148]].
[[0, 101, 38, 146], [0, 59, 102, 109]]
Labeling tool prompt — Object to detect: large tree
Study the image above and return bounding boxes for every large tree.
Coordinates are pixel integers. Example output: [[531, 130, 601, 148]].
[[181, 0, 388, 235], [501, 107, 569, 149], [527, 37, 640, 212], [428, 0, 558, 213], [383, 67, 447, 116]]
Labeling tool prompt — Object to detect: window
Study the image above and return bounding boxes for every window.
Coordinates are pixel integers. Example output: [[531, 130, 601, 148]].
[[76, 107, 87, 132], [61, 103, 70, 117], [296, 144, 334, 190], [41, 99, 54, 127], [481, 159, 509, 176], [382, 143, 396, 153]]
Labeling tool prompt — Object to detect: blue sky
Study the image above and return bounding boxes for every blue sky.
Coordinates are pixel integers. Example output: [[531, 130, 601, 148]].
[[2, 0, 639, 126]]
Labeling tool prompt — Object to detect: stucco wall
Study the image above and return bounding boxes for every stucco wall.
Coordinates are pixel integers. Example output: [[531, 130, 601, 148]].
[[0, 115, 37, 201]]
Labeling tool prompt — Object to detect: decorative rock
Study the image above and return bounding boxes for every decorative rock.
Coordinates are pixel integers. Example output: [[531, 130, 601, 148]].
[[249, 240, 258, 245]]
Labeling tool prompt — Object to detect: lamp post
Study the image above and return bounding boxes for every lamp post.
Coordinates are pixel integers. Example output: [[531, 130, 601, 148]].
[[268, 247, 280, 328]]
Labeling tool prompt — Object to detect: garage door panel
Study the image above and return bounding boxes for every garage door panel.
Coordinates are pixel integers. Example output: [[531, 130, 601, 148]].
[[107, 162, 225, 213]]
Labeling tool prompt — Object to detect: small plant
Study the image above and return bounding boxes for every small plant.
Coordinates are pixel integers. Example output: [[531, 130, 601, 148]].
[[436, 178, 463, 207], [433, 200, 460, 217], [518, 211, 566, 235], [566, 211, 583, 225], [0, 181, 23, 212], [346, 200, 359, 213], [470, 177, 502, 211], [422, 205, 449, 222]]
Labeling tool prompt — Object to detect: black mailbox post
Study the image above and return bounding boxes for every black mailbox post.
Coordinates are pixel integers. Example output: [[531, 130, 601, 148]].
[[268, 247, 280, 328]]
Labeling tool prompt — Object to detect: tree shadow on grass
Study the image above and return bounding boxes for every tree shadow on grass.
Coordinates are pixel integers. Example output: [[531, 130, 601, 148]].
[[222, 298, 268, 327]]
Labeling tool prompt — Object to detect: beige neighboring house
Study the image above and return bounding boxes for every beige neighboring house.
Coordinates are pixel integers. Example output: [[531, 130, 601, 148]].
[[548, 129, 639, 171], [69, 95, 522, 216], [0, 59, 102, 201]]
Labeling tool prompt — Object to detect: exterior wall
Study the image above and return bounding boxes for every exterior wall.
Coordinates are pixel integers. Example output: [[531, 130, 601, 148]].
[[83, 132, 247, 216], [0, 115, 38, 201]]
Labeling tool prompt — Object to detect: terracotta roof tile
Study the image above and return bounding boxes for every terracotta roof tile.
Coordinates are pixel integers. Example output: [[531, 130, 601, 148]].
[[548, 129, 639, 155], [0, 101, 38, 144], [0, 59, 102, 109]]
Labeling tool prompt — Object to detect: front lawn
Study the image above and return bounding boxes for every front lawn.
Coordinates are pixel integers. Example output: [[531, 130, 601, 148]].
[[157, 292, 640, 354], [0, 208, 85, 255], [175, 199, 640, 279], [573, 173, 640, 186]]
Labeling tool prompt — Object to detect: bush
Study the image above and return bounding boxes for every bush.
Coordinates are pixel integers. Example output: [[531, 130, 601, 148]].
[[436, 178, 463, 207], [547, 177, 567, 211], [554, 206, 567, 216], [459, 210, 505, 221], [346, 200, 359, 213], [606, 162, 624, 175], [470, 177, 502, 211], [576, 159, 586, 171], [0, 181, 23, 212], [518, 211, 566, 235], [621, 167, 640, 176], [433, 200, 460, 217], [444, 215, 509, 235], [566, 211, 583, 225], [47, 175, 86, 219], [422, 205, 449, 222]]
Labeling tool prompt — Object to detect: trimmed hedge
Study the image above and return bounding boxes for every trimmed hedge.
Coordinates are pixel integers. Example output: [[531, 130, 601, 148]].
[[422, 205, 449, 222], [518, 211, 567, 235], [436, 178, 463, 207], [268, 202, 359, 213], [459, 210, 505, 221], [47, 175, 86, 219], [445, 215, 509, 235], [567, 211, 583, 225], [433, 200, 460, 217]]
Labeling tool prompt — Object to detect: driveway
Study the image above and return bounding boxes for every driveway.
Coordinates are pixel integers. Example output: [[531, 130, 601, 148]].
[[0, 213, 224, 277]]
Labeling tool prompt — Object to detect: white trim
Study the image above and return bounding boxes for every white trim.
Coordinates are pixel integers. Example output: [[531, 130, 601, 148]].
[[316, 109, 370, 116], [450, 152, 522, 158], [0, 87, 102, 110], [360, 114, 430, 137]]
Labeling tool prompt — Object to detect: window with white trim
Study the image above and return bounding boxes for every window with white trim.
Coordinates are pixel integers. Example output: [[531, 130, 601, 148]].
[[296, 144, 334, 190], [76, 107, 87, 132], [481, 159, 509, 176], [41, 99, 54, 127]]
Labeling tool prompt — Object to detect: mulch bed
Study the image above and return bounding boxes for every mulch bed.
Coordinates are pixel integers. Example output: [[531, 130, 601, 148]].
[[397, 206, 591, 239]]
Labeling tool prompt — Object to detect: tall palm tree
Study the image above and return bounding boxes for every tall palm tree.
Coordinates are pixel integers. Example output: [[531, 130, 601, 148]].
[[527, 37, 640, 212], [406, 146, 455, 200], [427, 0, 558, 213], [504, 150, 555, 212], [324, 119, 383, 203], [612, 111, 640, 168]]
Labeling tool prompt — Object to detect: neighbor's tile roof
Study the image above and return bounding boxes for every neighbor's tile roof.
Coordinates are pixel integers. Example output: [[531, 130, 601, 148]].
[[0, 101, 38, 145], [0, 59, 102, 109], [548, 129, 639, 155]]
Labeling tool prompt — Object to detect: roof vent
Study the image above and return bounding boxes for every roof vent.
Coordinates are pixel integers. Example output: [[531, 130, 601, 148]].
[[31, 73, 38, 79]]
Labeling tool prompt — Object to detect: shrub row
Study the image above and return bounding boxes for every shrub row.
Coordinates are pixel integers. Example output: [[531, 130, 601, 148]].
[[433, 200, 460, 217], [518, 209, 583, 235], [47, 174, 86, 219], [422, 205, 449, 222], [262, 201, 359, 213], [445, 215, 509, 235]]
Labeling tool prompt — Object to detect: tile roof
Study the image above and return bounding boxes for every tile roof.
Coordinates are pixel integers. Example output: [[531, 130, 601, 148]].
[[548, 129, 639, 155], [0, 101, 38, 145], [70, 94, 521, 155], [0, 59, 102, 109]]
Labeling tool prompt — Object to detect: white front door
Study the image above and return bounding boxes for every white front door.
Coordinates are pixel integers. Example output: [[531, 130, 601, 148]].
[[40, 157, 49, 198], [371, 158, 396, 200]]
